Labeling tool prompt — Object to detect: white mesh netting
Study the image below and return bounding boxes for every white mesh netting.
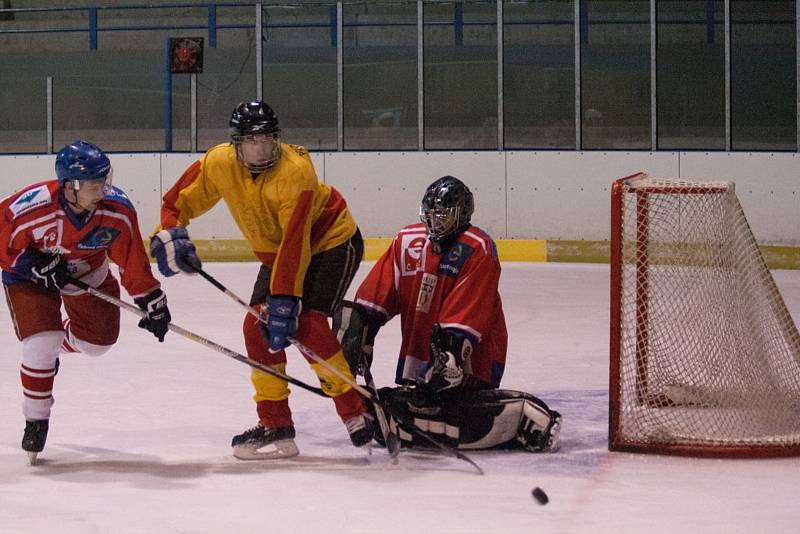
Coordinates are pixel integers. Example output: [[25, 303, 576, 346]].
[[612, 175, 800, 455]]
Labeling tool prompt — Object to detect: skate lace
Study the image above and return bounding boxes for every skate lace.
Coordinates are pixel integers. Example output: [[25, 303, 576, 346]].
[[241, 425, 266, 439]]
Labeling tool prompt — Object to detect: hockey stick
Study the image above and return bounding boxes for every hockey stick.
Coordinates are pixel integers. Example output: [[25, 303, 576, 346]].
[[189, 265, 400, 458], [68, 278, 327, 397], [190, 266, 483, 474]]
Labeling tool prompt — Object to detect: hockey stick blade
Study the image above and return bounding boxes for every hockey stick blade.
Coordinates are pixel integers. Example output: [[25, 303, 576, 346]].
[[364, 367, 400, 459], [403, 422, 484, 475]]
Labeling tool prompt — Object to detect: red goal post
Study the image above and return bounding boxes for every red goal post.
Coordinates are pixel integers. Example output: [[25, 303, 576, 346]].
[[609, 172, 800, 458]]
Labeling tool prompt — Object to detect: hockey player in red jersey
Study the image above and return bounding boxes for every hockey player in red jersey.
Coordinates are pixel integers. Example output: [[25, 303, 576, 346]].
[[0, 140, 171, 464], [338, 176, 561, 452], [149, 101, 371, 460]]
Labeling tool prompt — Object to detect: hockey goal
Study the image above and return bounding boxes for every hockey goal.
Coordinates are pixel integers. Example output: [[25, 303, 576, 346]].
[[609, 172, 800, 457]]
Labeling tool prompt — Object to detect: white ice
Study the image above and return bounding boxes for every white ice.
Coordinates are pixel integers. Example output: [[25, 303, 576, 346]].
[[0, 262, 798, 534]]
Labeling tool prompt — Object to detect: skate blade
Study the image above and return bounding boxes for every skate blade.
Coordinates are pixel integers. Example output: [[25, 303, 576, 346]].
[[232, 439, 299, 460], [27, 451, 39, 466]]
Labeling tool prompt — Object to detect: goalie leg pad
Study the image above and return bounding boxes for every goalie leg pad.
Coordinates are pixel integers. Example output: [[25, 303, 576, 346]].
[[376, 387, 562, 452]]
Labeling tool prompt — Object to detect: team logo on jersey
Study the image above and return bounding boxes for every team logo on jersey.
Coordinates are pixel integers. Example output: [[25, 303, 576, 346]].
[[415, 272, 438, 313], [402, 235, 426, 276], [9, 185, 52, 218], [78, 226, 120, 250], [30, 220, 66, 253], [438, 242, 473, 277]]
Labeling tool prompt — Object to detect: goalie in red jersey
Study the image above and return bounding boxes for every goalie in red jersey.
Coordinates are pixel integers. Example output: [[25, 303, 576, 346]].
[[0, 140, 171, 464], [336, 176, 562, 452]]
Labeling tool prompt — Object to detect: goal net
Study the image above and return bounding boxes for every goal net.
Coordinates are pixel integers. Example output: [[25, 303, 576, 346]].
[[609, 173, 800, 457]]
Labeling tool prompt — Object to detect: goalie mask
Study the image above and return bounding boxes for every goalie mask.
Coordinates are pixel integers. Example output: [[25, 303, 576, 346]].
[[419, 176, 474, 247], [229, 101, 282, 173]]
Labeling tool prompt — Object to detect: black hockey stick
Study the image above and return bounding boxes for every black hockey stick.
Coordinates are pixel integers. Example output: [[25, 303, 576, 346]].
[[68, 278, 327, 397], [190, 266, 483, 475], [362, 365, 401, 459]]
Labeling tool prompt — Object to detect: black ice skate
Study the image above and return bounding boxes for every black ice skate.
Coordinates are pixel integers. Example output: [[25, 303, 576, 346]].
[[231, 424, 298, 460], [22, 419, 49, 465], [345, 413, 375, 448]]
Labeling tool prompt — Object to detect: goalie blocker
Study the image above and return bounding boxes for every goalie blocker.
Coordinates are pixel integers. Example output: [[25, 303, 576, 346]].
[[334, 301, 562, 452]]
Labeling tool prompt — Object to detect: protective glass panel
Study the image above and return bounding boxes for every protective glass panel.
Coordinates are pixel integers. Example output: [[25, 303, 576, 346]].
[[731, 0, 796, 150], [261, 3, 337, 151], [504, 0, 574, 149], [424, 1, 497, 149], [581, 0, 650, 149], [343, 2, 418, 150], [657, 0, 725, 150]]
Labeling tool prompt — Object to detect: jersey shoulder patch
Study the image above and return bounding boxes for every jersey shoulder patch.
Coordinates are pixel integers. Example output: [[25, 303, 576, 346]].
[[438, 241, 474, 277], [102, 186, 135, 210], [8, 184, 53, 218]]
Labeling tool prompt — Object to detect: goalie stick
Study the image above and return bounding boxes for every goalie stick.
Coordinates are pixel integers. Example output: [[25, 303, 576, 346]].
[[68, 278, 327, 398], [190, 266, 483, 475]]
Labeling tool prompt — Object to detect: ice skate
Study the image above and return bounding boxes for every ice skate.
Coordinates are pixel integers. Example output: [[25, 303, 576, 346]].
[[22, 420, 49, 465], [231, 424, 298, 460], [345, 413, 375, 450]]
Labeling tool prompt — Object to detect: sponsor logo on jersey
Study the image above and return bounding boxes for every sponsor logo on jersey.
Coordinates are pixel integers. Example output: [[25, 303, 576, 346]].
[[78, 226, 120, 250], [438, 242, 473, 277], [9, 185, 52, 218], [415, 272, 437, 313], [401, 235, 426, 276]]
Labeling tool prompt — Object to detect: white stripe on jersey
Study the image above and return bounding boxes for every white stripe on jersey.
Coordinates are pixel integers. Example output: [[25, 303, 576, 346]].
[[93, 209, 134, 233], [438, 321, 483, 342], [462, 230, 489, 253], [8, 211, 61, 245]]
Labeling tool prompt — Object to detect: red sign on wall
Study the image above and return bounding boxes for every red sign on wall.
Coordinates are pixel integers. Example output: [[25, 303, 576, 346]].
[[169, 37, 204, 74]]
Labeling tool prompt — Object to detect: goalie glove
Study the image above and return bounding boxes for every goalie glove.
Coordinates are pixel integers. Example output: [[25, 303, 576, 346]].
[[332, 301, 385, 377], [424, 324, 474, 394]]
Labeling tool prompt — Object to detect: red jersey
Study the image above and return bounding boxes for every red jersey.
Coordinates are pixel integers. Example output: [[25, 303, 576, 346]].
[[355, 223, 507, 387], [0, 180, 160, 299]]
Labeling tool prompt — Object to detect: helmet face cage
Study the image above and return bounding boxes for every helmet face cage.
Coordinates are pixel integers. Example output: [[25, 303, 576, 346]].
[[229, 101, 281, 172], [419, 176, 474, 241], [55, 140, 113, 194]]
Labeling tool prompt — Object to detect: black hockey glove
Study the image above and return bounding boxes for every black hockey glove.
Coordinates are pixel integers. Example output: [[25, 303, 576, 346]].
[[25, 248, 69, 291], [424, 324, 474, 394], [134, 289, 171, 342]]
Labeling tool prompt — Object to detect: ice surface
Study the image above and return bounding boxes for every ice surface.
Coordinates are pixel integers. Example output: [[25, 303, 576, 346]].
[[0, 263, 797, 533]]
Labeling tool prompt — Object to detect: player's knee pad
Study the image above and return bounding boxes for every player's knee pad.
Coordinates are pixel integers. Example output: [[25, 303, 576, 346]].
[[310, 351, 355, 397], [70, 338, 112, 357], [251, 363, 291, 402], [22, 331, 64, 369]]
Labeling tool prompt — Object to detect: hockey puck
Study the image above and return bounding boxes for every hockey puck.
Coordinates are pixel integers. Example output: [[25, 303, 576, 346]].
[[531, 486, 549, 505]]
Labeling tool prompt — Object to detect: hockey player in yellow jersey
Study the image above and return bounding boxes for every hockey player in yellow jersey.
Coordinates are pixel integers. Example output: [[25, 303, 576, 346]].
[[150, 101, 372, 459]]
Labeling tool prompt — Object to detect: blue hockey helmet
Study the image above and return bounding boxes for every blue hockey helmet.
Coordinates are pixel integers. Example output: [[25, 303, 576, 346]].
[[55, 140, 112, 185]]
